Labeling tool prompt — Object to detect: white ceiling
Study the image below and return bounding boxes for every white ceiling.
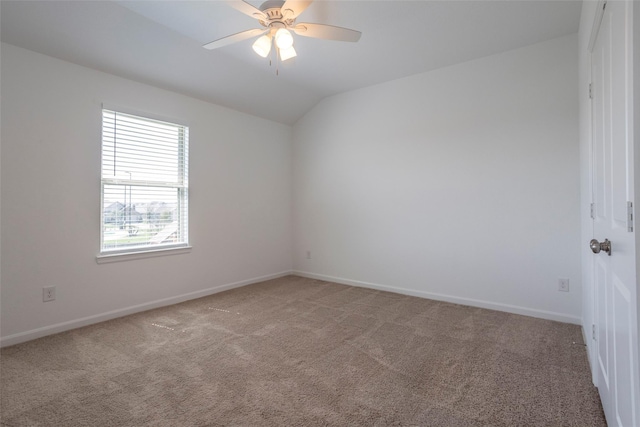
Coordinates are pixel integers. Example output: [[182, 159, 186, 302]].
[[0, 0, 582, 125]]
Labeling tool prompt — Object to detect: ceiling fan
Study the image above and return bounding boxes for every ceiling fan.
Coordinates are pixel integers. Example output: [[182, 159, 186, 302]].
[[203, 0, 361, 61]]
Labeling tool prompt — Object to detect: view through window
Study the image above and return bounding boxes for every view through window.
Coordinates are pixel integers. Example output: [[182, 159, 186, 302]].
[[100, 109, 189, 254]]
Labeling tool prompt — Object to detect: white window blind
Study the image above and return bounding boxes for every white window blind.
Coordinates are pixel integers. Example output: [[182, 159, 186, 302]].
[[100, 109, 189, 254]]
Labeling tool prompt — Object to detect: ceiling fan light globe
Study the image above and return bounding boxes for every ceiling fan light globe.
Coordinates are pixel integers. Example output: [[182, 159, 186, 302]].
[[279, 45, 297, 61], [252, 35, 272, 57], [275, 28, 294, 49]]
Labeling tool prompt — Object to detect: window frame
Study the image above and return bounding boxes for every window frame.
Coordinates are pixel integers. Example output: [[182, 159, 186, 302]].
[[96, 106, 191, 263]]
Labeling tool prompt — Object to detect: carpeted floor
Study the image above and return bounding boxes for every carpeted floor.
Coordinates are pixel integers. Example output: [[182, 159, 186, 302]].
[[1, 275, 605, 426]]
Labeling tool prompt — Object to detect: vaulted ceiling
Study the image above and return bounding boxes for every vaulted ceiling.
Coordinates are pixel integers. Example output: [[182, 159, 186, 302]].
[[0, 1, 582, 125]]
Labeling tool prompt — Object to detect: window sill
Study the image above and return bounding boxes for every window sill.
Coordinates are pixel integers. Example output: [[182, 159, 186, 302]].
[[96, 245, 192, 264]]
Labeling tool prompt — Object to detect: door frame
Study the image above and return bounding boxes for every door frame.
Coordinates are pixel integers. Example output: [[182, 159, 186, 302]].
[[586, 0, 607, 386]]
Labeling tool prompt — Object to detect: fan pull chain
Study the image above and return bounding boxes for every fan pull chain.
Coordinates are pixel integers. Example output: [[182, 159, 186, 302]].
[[265, 38, 279, 76], [268, 42, 277, 76]]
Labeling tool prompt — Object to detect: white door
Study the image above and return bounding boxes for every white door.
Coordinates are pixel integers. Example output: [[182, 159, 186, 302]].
[[590, 1, 638, 425]]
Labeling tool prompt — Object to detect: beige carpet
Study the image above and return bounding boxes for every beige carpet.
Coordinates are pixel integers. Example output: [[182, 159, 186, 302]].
[[1, 275, 605, 426]]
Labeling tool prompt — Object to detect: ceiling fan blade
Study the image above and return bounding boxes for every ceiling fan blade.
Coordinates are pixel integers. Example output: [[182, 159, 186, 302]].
[[292, 23, 361, 42], [203, 29, 267, 50], [281, 0, 313, 19], [226, 0, 267, 20]]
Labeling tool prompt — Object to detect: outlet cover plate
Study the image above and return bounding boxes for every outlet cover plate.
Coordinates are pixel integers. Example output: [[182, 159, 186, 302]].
[[558, 278, 570, 292], [43, 286, 56, 302]]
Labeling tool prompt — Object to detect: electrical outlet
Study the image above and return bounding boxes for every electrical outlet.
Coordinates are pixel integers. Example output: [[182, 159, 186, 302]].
[[306, 250, 311, 259], [43, 286, 56, 302], [558, 278, 569, 292]]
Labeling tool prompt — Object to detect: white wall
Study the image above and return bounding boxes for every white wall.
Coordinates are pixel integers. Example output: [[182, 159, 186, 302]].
[[0, 43, 293, 345], [292, 34, 581, 323], [1, 33, 584, 345]]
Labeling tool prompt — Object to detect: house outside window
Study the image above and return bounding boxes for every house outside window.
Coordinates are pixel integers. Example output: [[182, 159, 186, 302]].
[[100, 109, 189, 256]]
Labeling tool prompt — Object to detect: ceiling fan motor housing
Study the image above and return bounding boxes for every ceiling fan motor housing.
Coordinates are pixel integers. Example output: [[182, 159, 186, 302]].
[[258, 0, 295, 28]]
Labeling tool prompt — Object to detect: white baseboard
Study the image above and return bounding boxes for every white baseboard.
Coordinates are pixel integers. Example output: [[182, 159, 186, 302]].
[[2, 269, 581, 347], [0, 270, 293, 348], [293, 270, 582, 325]]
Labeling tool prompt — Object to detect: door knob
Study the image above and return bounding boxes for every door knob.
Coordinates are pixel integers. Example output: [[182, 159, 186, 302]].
[[590, 238, 612, 256]]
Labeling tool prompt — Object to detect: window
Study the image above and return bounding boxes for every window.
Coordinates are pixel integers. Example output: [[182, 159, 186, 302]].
[[100, 109, 189, 256]]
